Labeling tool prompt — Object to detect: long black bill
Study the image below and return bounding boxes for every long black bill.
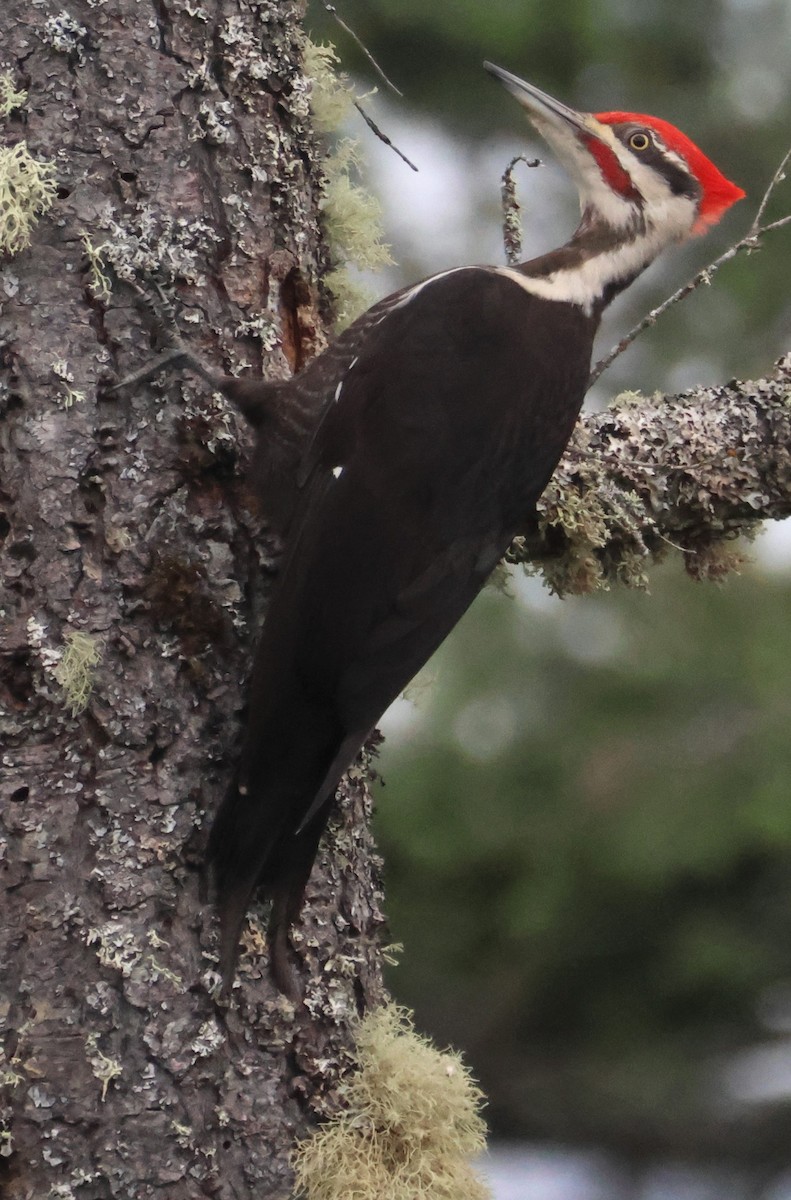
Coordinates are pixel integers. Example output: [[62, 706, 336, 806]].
[[483, 61, 590, 136]]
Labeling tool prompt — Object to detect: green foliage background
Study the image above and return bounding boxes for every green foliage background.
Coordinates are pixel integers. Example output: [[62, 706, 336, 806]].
[[308, 0, 791, 1165], [378, 573, 791, 1153]]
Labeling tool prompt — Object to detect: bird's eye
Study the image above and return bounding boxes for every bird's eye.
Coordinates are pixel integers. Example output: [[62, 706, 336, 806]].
[[629, 131, 651, 151]]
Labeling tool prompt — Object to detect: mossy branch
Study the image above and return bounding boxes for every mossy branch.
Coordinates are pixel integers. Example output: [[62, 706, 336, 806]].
[[510, 352, 791, 596]]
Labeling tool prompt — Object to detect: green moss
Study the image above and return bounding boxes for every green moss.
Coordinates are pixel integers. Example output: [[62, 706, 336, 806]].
[[303, 40, 355, 133], [320, 143, 393, 326], [303, 39, 393, 327], [292, 1003, 491, 1200], [0, 142, 57, 255], [320, 141, 393, 272], [54, 631, 102, 716]]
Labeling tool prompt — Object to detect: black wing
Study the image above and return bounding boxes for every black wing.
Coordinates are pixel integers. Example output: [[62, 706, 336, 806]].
[[208, 267, 596, 989]]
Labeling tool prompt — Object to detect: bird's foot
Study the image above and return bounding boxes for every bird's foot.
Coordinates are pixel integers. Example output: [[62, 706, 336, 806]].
[[111, 276, 224, 393]]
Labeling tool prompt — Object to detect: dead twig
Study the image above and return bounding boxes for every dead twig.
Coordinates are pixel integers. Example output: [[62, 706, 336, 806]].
[[751, 144, 791, 231], [353, 100, 418, 172], [500, 154, 542, 266], [323, 3, 403, 97], [321, 4, 416, 171], [588, 145, 791, 388]]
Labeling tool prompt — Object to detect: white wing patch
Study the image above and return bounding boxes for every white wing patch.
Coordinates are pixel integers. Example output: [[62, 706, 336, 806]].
[[390, 266, 474, 310]]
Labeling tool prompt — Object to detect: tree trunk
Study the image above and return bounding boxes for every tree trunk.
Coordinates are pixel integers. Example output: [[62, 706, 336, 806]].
[[4, 0, 791, 1194], [1, 2, 384, 1196]]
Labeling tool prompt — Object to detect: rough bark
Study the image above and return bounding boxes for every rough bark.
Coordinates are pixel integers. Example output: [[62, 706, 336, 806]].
[[0, 2, 384, 1197], [2, 0, 791, 1193]]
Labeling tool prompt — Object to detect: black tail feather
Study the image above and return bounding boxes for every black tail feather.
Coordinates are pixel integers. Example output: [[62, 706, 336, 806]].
[[266, 806, 333, 999], [216, 876, 257, 1000], [209, 767, 337, 998], [207, 772, 281, 997]]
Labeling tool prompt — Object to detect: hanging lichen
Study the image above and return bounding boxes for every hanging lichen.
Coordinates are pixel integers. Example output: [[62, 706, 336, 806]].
[[292, 1003, 491, 1200], [303, 37, 393, 326]]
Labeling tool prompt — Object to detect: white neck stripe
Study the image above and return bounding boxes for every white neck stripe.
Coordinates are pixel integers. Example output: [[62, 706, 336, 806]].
[[387, 195, 695, 319]]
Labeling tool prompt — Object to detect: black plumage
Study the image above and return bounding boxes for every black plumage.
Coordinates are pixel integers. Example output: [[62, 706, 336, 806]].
[[117, 64, 743, 997], [208, 267, 598, 993]]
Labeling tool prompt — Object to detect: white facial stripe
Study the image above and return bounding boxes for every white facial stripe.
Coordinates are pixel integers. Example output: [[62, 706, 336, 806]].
[[537, 118, 638, 231], [615, 153, 698, 240], [596, 129, 696, 236]]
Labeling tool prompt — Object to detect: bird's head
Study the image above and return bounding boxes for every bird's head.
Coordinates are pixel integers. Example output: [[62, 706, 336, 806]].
[[484, 62, 745, 246]]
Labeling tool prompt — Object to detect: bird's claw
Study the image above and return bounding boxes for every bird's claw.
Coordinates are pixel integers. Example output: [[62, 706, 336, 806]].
[[111, 276, 223, 393], [109, 344, 195, 393]]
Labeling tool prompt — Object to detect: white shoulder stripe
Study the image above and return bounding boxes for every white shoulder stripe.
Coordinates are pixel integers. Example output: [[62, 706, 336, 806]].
[[385, 226, 684, 321], [495, 266, 600, 314], [495, 218, 682, 315], [391, 262, 602, 316], [387, 261, 609, 318], [391, 266, 476, 310]]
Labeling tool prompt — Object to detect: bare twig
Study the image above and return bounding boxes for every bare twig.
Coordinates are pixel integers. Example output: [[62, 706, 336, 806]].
[[320, 5, 416, 171], [588, 145, 791, 388], [500, 155, 542, 266], [324, 3, 403, 97], [750, 144, 791, 232], [353, 100, 418, 172]]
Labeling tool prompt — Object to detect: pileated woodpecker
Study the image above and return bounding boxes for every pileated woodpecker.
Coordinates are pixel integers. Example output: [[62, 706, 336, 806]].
[[123, 64, 744, 996]]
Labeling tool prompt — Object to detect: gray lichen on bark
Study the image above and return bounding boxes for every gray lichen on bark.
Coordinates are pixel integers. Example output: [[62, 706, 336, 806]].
[[1, 1, 384, 1196], [2, 0, 791, 1193]]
